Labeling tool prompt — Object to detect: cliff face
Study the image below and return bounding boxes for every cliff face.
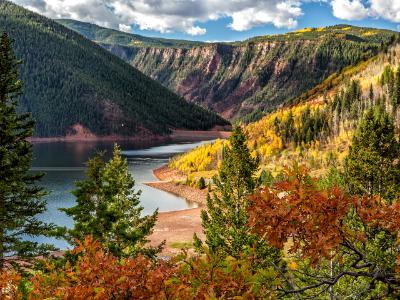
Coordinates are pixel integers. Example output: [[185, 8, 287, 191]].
[[58, 21, 395, 121], [105, 36, 388, 120]]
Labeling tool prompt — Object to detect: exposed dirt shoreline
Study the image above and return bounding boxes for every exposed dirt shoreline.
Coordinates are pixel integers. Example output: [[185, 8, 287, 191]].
[[146, 165, 209, 256]]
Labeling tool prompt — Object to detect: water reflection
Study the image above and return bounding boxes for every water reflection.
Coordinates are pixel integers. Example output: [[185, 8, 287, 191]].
[[31, 139, 213, 249]]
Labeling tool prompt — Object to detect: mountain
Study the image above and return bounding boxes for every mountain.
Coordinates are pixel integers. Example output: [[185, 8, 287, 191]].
[[169, 40, 400, 179], [56, 19, 204, 49], [60, 20, 397, 121], [0, 1, 227, 137]]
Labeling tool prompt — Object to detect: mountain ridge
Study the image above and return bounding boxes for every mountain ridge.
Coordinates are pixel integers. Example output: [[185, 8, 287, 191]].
[[56, 19, 205, 49], [59, 19, 397, 121], [0, 1, 228, 137]]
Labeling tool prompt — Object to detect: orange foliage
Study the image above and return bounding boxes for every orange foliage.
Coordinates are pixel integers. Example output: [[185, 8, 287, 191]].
[[0, 271, 21, 300], [28, 237, 276, 299], [355, 196, 400, 232], [172, 251, 277, 299], [29, 237, 176, 300], [249, 165, 400, 264], [249, 165, 350, 262]]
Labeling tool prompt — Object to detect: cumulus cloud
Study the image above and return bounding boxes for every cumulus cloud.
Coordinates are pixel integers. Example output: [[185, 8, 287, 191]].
[[369, 0, 400, 23], [11, 0, 400, 36], [229, 2, 302, 31], [331, 0, 400, 23], [12, 0, 304, 35], [187, 26, 207, 36], [331, 0, 368, 20], [118, 24, 132, 33]]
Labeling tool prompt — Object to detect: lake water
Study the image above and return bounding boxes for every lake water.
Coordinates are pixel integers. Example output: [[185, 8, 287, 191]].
[[31, 139, 210, 249]]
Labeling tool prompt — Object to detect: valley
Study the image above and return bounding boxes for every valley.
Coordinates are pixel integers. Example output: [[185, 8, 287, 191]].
[[2, 0, 400, 297], [60, 19, 397, 121]]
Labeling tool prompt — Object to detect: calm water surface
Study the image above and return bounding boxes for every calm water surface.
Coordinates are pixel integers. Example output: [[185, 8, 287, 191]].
[[31, 140, 211, 249]]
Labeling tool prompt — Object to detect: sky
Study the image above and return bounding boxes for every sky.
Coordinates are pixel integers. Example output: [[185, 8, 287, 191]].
[[12, 0, 400, 42]]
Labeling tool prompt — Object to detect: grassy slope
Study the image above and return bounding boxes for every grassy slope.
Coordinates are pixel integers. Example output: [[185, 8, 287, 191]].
[[0, 1, 227, 137]]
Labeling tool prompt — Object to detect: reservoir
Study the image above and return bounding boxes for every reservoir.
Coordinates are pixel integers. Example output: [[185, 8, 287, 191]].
[[31, 139, 210, 249]]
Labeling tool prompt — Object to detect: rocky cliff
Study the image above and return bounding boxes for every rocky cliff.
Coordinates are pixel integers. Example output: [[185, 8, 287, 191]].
[[60, 21, 396, 121]]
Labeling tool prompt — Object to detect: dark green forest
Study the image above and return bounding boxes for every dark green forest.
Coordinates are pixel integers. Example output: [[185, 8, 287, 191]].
[[0, 0, 228, 137]]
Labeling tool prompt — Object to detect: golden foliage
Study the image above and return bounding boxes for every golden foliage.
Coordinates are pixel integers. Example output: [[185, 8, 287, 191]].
[[169, 139, 224, 173]]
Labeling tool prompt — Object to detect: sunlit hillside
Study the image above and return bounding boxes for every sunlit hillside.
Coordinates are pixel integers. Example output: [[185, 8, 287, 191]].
[[170, 42, 400, 181]]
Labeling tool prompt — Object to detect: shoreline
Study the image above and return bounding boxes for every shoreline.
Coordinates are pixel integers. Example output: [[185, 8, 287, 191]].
[[146, 164, 209, 255], [146, 164, 208, 207], [28, 129, 231, 144]]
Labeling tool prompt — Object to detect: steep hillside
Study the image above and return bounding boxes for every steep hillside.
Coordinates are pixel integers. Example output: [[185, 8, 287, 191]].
[[169, 41, 400, 181], [62, 20, 397, 121], [57, 19, 204, 49], [0, 1, 227, 137]]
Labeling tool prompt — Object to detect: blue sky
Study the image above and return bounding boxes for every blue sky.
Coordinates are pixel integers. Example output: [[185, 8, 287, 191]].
[[13, 0, 400, 42], [133, 2, 400, 42]]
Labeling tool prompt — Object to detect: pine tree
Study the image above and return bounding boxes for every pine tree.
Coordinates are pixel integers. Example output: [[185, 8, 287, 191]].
[[61, 144, 162, 258], [345, 105, 400, 202], [195, 126, 279, 264], [0, 32, 55, 269], [197, 177, 206, 190], [393, 65, 400, 108]]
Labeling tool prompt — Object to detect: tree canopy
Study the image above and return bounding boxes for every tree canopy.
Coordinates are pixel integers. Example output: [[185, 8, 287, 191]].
[[0, 32, 54, 270]]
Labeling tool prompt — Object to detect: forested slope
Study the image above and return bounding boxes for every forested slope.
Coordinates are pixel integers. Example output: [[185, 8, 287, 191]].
[[62, 20, 397, 121], [169, 41, 400, 179], [0, 1, 227, 137]]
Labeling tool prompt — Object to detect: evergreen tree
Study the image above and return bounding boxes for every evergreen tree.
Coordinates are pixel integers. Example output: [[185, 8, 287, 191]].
[[393, 65, 400, 107], [61, 144, 162, 258], [369, 83, 374, 102], [195, 126, 279, 264], [345, 106, 400, 202], [197, 177, 206, 190], [0, 32, 55, 269]]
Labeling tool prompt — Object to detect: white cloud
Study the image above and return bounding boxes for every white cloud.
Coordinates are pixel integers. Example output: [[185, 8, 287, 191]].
[[12, 0, 400, 36], [331, 0, 368, 20], [369, 0, 400, 23], [12, 0, 305, 35], [187, 26, 207, 36], [229, 2, 302, 31], [118, 24, 132, 33], [331, 0, 400, 23]]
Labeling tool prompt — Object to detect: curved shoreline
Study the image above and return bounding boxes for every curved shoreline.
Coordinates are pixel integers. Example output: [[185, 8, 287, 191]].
[[146, 165, 208, 255], [145, 164, 208, 207]]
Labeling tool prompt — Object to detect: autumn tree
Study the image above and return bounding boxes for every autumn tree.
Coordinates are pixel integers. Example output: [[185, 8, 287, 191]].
[[29, 237, 174, 299], [0, 32, 55, 270], [195, 126, 279, 265], [249, 164, 400, 298], [345, 105, 400, 201], [172, 248, 278, 299], [61, 145, 161, 258], [23, 237, 278, 300]]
